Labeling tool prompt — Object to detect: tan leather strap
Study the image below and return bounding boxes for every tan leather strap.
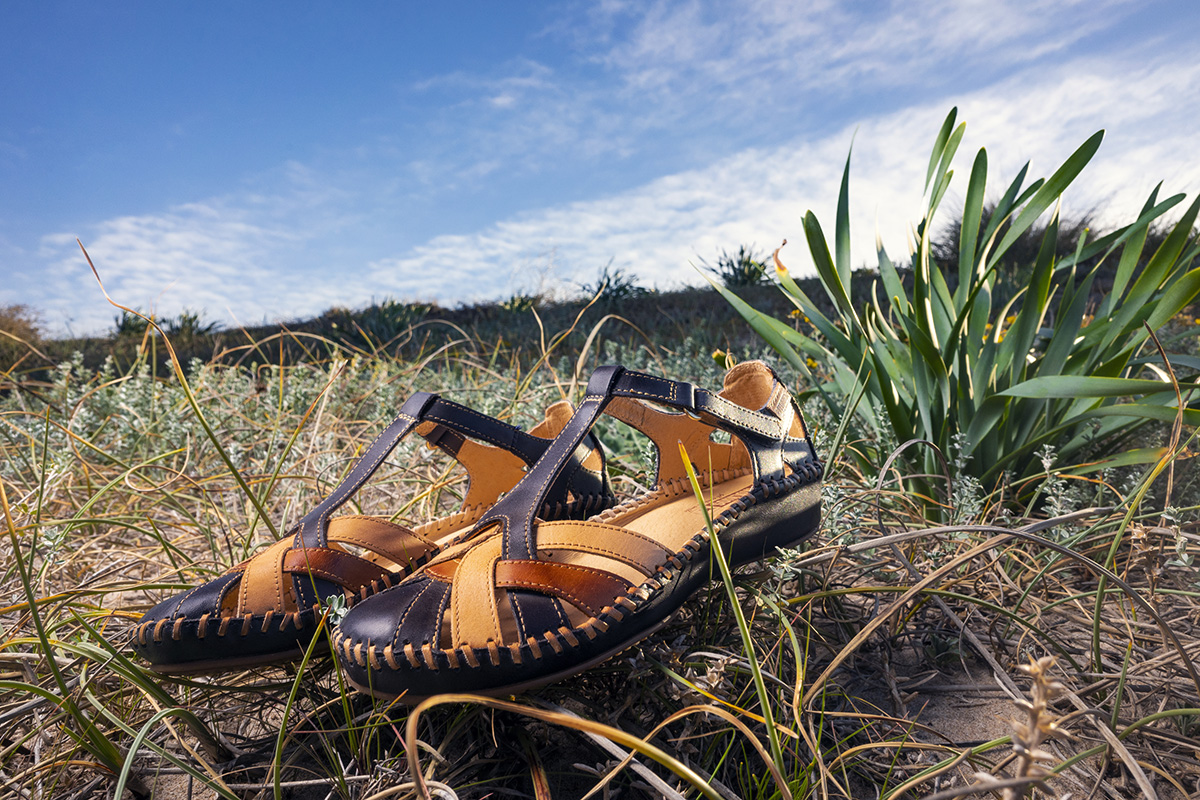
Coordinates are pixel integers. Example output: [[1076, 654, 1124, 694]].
[[237, 537, 295, 615], [449, 536, 505, 647], [327, 516, 438, 569], [534, 520, 672, 575]]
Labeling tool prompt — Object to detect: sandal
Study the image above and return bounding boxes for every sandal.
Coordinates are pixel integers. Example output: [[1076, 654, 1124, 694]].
[[133, 391, 615, 673], [333, 361, 822, 699]]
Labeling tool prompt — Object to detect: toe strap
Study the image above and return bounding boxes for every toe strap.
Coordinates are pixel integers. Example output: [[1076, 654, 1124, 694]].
[[282, 547, 388, 594], [145, 570, 242, 623], [493, 560, 629, 618]]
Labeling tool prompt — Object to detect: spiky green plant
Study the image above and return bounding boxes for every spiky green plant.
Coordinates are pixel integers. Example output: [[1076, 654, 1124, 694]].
[[713, 108, 1200, 507], [704, 245, 770, 288]]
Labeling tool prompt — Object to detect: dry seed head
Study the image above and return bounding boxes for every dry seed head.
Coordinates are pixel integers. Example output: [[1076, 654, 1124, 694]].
[[1004, 655, 1066, 799], [772, 240, 789, 276]]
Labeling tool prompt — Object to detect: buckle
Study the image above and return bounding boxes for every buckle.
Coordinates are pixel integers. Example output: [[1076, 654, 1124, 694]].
[[676, 381, 696, 411], [421, 423, 449, 449]]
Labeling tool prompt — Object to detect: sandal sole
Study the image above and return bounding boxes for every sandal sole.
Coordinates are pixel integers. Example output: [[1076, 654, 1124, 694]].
[[145, 639, 331, 675]]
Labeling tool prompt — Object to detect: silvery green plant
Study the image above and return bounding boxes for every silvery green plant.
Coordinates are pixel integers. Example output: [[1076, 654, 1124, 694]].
[[713, 108, 1200, 507]]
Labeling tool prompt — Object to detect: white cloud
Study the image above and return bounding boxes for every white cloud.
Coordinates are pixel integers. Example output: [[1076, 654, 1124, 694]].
[[30, 202, 297, 335], [379, 0, 1151, 207], [369, 51, 1200, 303], [591, 0, 1139, 107]]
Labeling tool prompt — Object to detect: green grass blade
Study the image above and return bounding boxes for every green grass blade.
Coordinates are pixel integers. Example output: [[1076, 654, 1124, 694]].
[[924, 108, 958, 192], [703, 274, 811, 376], [1102, 193, 1200, 350], [1001, 205, 1060, 383], [678, 443, 788, 779], [804, 211, 862, 329], [1040, 269, 1097, 377], [979, 164, 1031, 262], [988, 131, 1103, 270], [958, 148, 988, 297], [1083, 403, 1200, 426], [1001, 375, 1199, 398], [1145, 267, 1200, 330], [1098, 187, 1160, 316], [876, 238, 908, 315], [836, 144, 853, 283]]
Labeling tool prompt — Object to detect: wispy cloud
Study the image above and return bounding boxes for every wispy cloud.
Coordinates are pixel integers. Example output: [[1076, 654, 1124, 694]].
[[370, 51, 1200, 302], [382, 0, 1148, 198], [32, 203, 299, 335], [586, 0, 1139, 112]]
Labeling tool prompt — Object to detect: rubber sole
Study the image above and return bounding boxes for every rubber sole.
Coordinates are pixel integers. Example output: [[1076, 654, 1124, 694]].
[[146, 638, 331, 675]]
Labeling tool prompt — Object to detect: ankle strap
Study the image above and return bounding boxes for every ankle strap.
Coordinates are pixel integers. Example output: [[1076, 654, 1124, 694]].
[[606, 369, 791, 443]]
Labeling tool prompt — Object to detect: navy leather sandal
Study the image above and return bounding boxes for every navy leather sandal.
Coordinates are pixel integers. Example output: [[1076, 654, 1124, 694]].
[[133, 394, 614, 673], [333, 361, 822, 700]]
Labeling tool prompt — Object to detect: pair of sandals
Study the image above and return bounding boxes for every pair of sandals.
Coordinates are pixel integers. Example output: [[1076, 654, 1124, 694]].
[[134, 362, 822, 701]]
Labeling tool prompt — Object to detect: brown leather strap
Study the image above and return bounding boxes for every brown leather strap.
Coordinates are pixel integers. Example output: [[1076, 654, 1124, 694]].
[[282, 547, 388, 592], [534, 520, 672, 575], [494, 559, 630, 619]]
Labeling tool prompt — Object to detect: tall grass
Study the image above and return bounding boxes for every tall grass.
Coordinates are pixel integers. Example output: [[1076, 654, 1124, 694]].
[[2, 304, 1199, 797]]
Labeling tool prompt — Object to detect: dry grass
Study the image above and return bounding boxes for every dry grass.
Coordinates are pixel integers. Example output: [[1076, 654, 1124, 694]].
[[1, 319, 1198, 800]]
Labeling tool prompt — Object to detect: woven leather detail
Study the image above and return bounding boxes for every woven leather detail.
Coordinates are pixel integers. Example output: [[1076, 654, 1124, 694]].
[[134, 394, 619, 672]]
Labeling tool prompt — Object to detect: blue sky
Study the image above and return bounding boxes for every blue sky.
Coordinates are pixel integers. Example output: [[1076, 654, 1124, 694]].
[[3, 1, 1199, 336]]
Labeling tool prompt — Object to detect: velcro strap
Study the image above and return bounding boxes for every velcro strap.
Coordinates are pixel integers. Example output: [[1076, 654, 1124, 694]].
[[614, 370, 782, 440], [494, 560, 630, 618], [282, 547, 388, 591], [694, 390, 783, 439]]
